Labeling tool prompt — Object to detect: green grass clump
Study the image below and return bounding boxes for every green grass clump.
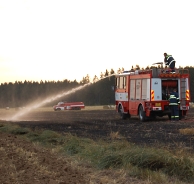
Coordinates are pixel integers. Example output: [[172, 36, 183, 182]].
[[122, 147, 194, 181], [27, 130, 65, 145], [0, 123, 30, 135], [123, 147, 168, 170], [163, 156, 194, 181], [77, 140, 194, 182], [11, 127, 30, 135], [62, 136, 83, 155], [97, 154, 123, 169]]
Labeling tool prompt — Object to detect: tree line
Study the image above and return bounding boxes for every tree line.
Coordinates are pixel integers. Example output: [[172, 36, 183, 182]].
[[0, 66, 194, 108], [0, 68, 116, 108]]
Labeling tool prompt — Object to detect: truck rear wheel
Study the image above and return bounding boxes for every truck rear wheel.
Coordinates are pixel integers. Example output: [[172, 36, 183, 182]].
[[139, 105, 146, 122], [179, 110, 185, 120], [119, 105, 127, 120], [72, 107, 81, 110]]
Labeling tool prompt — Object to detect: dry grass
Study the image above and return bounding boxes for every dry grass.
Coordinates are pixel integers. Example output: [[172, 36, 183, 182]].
[[179, 128, 194, 135], [110, 131, 121, 140]]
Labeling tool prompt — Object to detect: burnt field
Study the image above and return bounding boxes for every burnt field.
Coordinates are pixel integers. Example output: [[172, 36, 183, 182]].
[[1, 107, 194, 183], [6, 106, 194, 152]]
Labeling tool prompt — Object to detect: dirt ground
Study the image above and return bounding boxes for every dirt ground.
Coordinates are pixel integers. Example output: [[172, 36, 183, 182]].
[[1, 107, 194, 183]]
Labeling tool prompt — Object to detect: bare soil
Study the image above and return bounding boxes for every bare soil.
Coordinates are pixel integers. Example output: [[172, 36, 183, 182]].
[[1, 107, 194, 183], [0, 132, 87, 184]]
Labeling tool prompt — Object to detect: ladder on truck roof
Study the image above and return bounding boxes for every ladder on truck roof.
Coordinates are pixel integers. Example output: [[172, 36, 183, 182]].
[[179, 69, 189, 107], [180, 78, 187, 106]]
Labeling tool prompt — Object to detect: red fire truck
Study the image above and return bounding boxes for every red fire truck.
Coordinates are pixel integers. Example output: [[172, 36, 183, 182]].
[[115, 68, 190, 121], [53, 101, 85, 111]]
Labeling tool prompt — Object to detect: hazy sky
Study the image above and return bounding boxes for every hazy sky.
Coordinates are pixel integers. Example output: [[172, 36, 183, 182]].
[[0, 0, 194, 83]]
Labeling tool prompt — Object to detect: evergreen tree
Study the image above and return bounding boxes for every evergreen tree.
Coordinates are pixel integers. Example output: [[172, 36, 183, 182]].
[[110, 68, 115, 75], [100, 72, 104, 79], [93, 75, 99, 83], [104, 69, 109, 77]]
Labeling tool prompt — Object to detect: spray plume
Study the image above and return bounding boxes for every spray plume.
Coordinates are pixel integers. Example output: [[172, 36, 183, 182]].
[[7, 74, 115, 121]]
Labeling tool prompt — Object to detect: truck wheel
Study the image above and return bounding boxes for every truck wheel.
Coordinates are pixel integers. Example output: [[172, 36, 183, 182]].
[[179, 110, 185, 120], [139, 105, 146, 122], [119, 105, 126, 120], [56, 108, 61, 111], [72, 107, 81, 110]]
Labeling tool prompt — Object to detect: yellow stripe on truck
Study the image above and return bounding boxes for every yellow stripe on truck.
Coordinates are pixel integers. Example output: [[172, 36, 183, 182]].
[[151, 90, 154, 101], [186, 90, 190, 100]]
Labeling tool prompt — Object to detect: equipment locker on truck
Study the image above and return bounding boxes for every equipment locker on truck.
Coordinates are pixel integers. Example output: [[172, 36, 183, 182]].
[[115, 67, 190, 121]]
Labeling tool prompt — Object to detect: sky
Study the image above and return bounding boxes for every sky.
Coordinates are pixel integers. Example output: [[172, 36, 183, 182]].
[[0, 0, 194, 84]]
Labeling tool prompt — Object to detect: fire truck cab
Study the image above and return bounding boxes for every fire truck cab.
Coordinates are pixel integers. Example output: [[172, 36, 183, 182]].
[[115, 68, 190, 121]]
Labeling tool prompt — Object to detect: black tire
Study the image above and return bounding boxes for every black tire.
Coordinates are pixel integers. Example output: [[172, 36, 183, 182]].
[[179, 110, 185, 120], [56, 108, 61, 111], [119, 105, 127, 120], [138, 105, 146, 122], [73, 107, 81, 110]]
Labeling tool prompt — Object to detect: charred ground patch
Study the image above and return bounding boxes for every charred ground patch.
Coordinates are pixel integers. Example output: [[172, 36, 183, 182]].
[[12, 108, 194, 152]]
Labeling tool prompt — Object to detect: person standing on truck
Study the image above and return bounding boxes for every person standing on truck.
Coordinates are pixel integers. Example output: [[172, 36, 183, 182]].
[[169, 88, 180, 121], [164, 53, 176, 73]]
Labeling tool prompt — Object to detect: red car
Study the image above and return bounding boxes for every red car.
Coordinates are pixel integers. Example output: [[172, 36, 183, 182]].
[[53, 101, 85, 111]]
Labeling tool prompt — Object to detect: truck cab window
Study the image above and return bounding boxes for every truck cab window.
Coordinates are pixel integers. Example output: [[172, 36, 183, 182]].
[[119, 77, 126, 89]]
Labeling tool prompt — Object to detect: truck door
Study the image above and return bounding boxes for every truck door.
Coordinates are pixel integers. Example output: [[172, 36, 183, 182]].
[[179, 77, 190, 109], [151, 78, 162, 101]]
